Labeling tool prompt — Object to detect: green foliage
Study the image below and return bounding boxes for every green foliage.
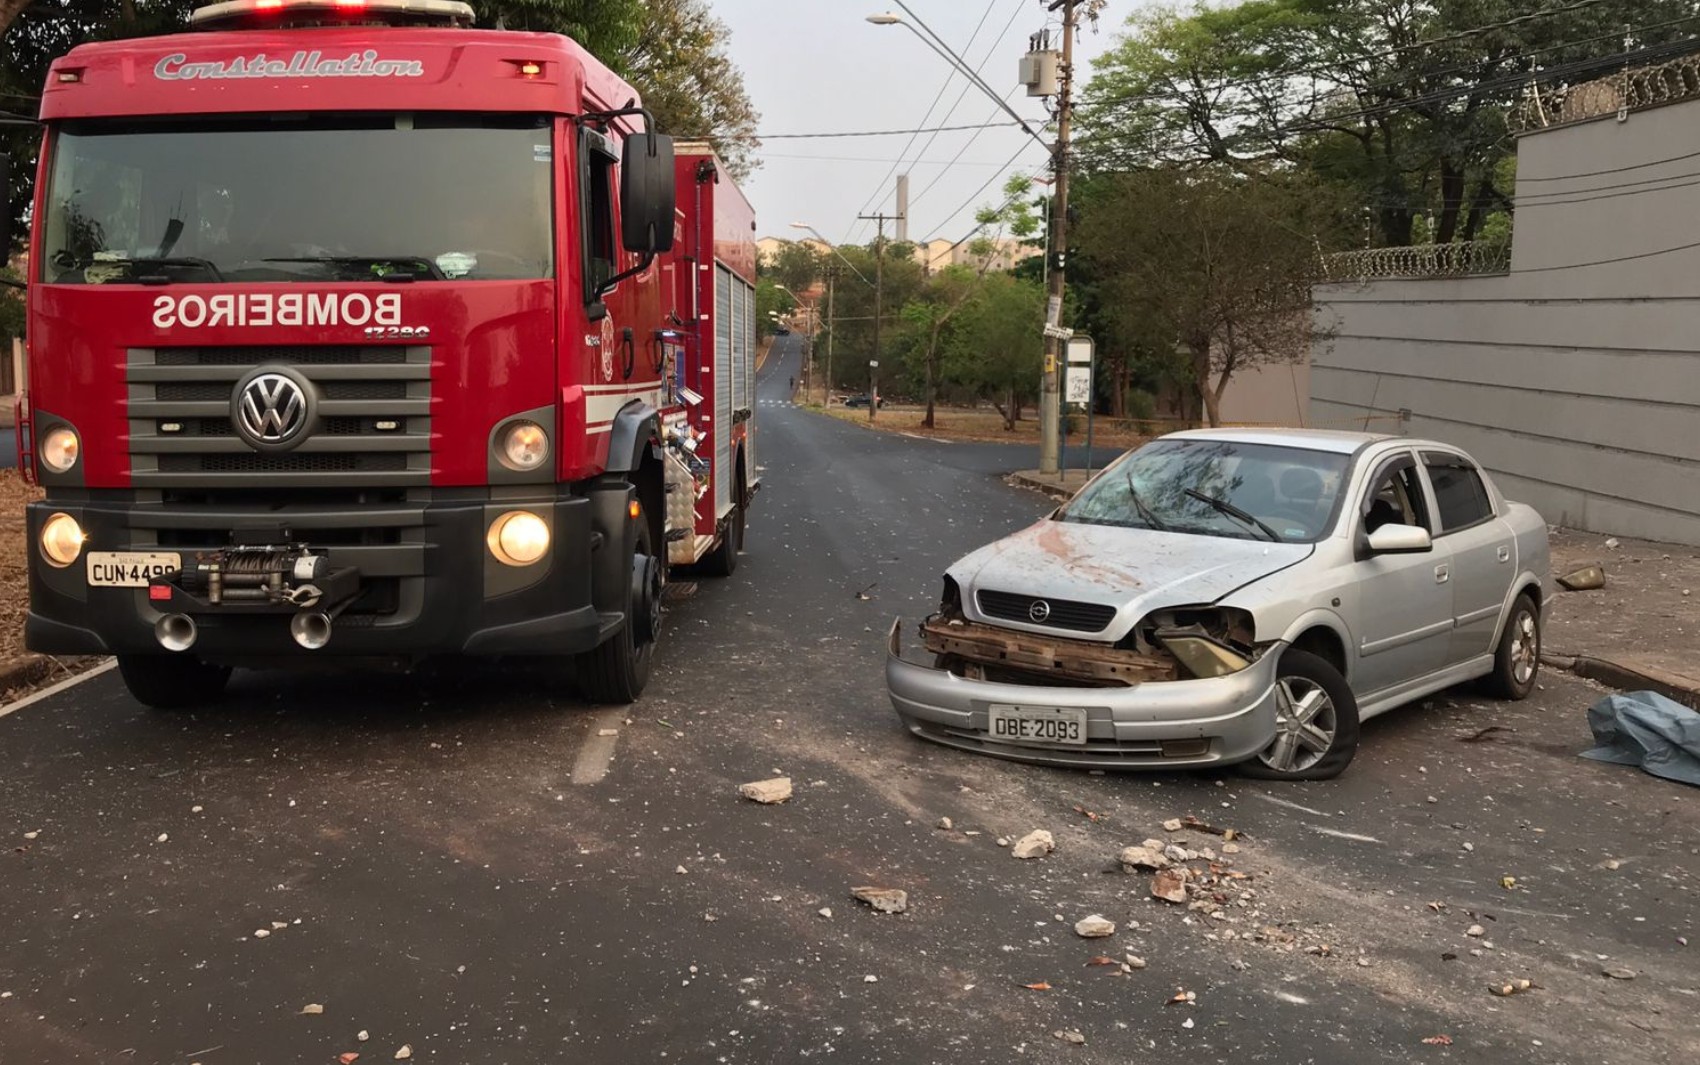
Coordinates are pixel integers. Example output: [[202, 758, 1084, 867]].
[[755, 278, 793, 340], [625, 0, 760, 183], [1077, 0, 1699, 247], [768, 241, 821, 296], [0, 266, 23, 337], [944, 273, 1045, 427]]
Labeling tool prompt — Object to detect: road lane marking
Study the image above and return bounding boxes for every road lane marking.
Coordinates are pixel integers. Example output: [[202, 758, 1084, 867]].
[[1252, 793, 1332, 817], [0, 659, 118, 720], [897, 432, 954, 445], [1309, 825, 1384, 844], [570, 708, 627, 785]]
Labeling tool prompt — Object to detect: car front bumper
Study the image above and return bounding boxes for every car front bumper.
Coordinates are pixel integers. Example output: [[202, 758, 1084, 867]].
[[885, 621, 1283, 770]]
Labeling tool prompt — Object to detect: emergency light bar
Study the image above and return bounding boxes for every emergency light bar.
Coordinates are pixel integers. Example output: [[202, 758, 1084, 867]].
[[189, 0, 475, 30]]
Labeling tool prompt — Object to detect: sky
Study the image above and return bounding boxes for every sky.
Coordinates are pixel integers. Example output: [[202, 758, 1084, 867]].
[[707, 0, 1133, 250]]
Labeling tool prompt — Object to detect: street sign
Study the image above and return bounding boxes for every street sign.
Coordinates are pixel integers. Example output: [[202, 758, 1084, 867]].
[[869, 360, 879, 368], [1066, 335, 1094, 365], [1066, 362, 1092, 405]]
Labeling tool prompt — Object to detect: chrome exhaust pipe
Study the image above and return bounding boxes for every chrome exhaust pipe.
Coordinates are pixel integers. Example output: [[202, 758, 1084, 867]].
[[155, 613, 197, 653], [290, 611, 333, 651]]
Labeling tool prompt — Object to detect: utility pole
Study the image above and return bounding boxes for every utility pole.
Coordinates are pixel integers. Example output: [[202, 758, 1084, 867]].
[[823, 264, 837, 407], [858, 211, 901, 423], [1038, 0, 1078, 477]]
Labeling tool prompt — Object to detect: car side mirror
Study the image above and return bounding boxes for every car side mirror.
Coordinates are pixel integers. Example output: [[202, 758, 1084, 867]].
[[1366, 523, 1433, 554], [619, 133, 676, 254]]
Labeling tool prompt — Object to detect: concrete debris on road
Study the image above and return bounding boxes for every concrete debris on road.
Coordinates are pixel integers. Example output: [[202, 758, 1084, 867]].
[[1602, 966, 1637, 980], [1053, 1029, 1086, 1045], [850, 886, 909, 914], [393, 1046, 413, 1060], [1489, 979, 1536, 998], [1557, 564, 1606, 591], [936, 817, 953, 831], [1119, 844, 1170, 871], [1466, 924, 1486, 937], [1162, 818, 1184, 832], [1011, 830, 1054, 859], [300, 1003, 324, 1015], [817, 907, 832, 919], [253, 929, 271, 939], [358, 1031, 369, 1042], [1125, 955, 1147, 970], [1074, 915, 1115, 938], [1151, 869, 1189, 904], [737, 777, 793, 804]]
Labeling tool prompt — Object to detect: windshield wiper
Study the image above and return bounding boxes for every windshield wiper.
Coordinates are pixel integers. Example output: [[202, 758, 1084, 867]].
[[1184, 487, 1280, 542], [263, 256, 447, 281], [1126, 470, 1170, 531], [128, 256, 227, 283]]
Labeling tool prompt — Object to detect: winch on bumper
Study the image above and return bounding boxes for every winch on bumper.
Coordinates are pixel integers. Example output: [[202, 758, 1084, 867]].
[[885, 618, 1285, 769]]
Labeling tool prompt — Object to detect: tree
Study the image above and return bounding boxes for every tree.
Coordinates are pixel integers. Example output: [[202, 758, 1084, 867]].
[[946, 273, 1046, 430], [754, 278, 794, 341], [1078, 0, 1699, 247], [627, 0, 761, 183], [768, 242, 821, 296], [1074, 167, 1332, 427]]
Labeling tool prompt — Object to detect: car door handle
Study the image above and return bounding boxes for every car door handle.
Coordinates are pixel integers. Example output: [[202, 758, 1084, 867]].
[[1496, 545, 1511, 563], [1435, 564, 1450, 584]]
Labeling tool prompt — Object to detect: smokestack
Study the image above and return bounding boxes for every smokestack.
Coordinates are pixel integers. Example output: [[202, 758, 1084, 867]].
[[895, 174, 909, 242]]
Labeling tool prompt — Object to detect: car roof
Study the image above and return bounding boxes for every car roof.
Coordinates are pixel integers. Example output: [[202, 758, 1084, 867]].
[[1162, 427, 1399, 455]]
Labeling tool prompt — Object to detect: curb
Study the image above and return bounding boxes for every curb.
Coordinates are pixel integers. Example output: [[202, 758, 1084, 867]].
[[0, 654, 103, 698], [1006, 472, 1079, 503], [1561, 655, 1700, 710]]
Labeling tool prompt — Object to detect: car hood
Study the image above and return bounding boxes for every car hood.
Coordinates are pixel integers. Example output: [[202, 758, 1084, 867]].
[[949, 519, 1312, 641]]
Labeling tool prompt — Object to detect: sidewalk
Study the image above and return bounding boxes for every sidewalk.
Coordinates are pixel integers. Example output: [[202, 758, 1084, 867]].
[[1006, 469, 1700, 706]]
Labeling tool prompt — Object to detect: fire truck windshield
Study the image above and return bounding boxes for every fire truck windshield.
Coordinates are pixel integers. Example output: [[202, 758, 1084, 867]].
[[40, 112, 555, 284]]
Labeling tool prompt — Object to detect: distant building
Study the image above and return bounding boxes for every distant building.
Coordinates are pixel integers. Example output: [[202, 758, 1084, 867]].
[[913, 236, 1029, 274], [756, 236, 830, 267]]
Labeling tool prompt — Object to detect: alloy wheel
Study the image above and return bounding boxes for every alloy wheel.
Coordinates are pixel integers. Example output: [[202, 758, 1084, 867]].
[[1257, 677, 1338, 774], [1511, 609, 1538, 686]]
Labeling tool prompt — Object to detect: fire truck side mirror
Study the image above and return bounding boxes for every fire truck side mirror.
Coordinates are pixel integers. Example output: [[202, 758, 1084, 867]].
[[619, 133, 676, 255]]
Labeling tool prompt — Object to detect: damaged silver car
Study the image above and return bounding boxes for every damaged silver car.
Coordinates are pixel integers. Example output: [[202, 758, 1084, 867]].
[[887, 430, 1549, 780]]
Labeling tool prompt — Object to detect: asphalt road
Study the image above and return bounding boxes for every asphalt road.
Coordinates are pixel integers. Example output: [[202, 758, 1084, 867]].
[[2, 333, 1696, 1064]]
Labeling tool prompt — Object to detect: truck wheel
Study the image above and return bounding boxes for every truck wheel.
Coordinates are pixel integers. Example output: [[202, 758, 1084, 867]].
[[700, 472, 745, 578], [1237, 649, 1360, 781], [575, 506, 660, 704], [118, 653, 232, 710]]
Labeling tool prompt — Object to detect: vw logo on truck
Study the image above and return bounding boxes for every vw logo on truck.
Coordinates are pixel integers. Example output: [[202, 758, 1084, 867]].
[[232, 368, 314, 450]]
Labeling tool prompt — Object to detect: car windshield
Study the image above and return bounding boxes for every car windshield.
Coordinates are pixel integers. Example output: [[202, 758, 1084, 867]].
[[1058, 438, 1350, 542], [40, 113, 554, 284]]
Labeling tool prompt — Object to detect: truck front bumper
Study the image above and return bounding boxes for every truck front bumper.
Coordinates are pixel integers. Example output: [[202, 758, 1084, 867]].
[[25, 488, 615, 661], [885, 621, 1283, 770]]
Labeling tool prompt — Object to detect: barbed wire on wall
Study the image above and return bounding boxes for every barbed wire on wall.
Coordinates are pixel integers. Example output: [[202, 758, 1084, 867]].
[[1318, 240, 1512, 282], [1513, 50, 1700, 132]]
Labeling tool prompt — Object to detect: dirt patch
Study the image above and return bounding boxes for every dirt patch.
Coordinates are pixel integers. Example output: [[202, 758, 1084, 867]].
[[813, 403, 1150, 450], [1545, 528, 1700, 685]]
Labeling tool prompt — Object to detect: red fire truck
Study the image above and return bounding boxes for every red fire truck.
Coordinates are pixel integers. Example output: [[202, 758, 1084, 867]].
[[8, 0, 760, 707]]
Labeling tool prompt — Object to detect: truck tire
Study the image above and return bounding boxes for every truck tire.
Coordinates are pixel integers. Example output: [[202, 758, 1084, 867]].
[[700, 467, 745, 578], [118, 653, 232, 710], [575, 505, 661, 704]]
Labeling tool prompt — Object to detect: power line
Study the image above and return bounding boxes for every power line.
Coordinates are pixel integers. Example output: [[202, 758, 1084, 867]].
[[1511, 236, 1700, 273], [748, 120, 1019, 140], [844, 0, 1002, 243], [890, 0, 1030, 214], [918, 139, 1042, 244]]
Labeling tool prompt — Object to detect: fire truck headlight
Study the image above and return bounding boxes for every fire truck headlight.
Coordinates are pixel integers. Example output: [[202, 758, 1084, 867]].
[[497, 420, 550, 472], [40, 513, 85, 568], [40, 427, 81, 474], [487, 511, 550, 567]]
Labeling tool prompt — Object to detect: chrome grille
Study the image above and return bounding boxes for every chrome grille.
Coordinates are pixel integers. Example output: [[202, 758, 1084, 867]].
[[976, 590, 1117, 633], [128, 345, 431, 488]]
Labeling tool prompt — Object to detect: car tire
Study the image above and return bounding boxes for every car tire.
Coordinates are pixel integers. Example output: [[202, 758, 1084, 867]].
[[575, 508, 660, 704], [1484, 592, 1541, 700], [1237, 649, 1360, 781], [118, 653, 232, 710]]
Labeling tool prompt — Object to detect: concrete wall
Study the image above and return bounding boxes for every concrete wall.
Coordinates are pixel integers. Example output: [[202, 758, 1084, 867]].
[[1218, 357, 1312, 427], [1312, 98, 1700, 546]]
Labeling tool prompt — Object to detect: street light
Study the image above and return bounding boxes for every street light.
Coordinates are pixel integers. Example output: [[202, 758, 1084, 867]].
[[865, 8, 1048, 149], [788, 222, 871, 286]]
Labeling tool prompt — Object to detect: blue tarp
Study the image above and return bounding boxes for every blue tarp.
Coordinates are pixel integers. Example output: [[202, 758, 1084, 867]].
[[1581, 691, 1700, 787]]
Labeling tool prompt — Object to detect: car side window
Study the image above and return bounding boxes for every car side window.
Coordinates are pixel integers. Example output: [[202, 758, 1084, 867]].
[[1422, 453, 1494, 533], [1360, 456, 1430, 534]]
